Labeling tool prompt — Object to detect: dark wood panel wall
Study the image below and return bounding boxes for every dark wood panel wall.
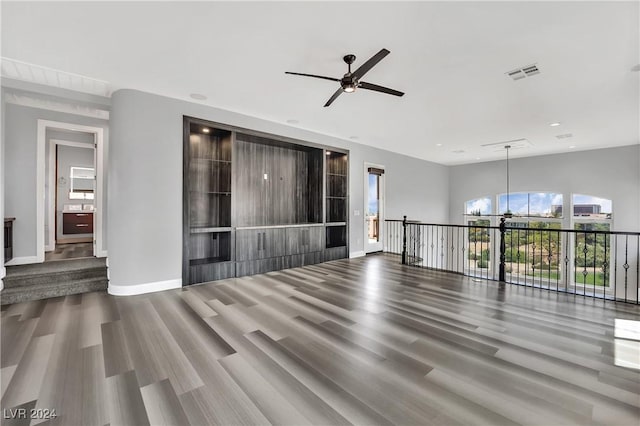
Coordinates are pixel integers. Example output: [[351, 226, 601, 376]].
[[234, 136, 323, 226]]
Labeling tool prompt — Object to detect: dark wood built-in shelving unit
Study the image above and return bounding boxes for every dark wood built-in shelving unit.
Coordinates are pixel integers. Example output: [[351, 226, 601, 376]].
[[183, 116, 349, 285], [324, 151, 348, 260]]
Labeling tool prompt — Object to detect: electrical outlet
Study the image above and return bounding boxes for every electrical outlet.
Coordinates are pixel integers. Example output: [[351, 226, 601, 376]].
[[354, 210, 360, 216]]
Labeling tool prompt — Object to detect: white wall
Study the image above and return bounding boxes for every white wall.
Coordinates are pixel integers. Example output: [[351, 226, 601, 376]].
[[448, 145, 640, 232], [108, 89, 449, 291]]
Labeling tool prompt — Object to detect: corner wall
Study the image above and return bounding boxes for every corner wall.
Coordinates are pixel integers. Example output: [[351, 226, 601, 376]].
[[108, 89, 449, 292]]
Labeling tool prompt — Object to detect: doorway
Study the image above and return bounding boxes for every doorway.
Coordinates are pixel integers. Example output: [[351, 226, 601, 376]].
[[36, 120, 105, 264], [46, 139, 96, 261], [365, 164, 385, 253]]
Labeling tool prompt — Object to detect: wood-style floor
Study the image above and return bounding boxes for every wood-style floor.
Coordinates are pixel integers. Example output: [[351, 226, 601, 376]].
[[44, 243, 93, 262], [1, 254, 639, 426]]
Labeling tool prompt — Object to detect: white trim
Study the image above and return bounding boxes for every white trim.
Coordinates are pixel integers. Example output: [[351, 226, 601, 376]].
[[108, 278, 182, 296], [4, 92, 110, 120], [37, 120, 106, 262], [47, 139, 94, 252], [4, 256, 39, 266], [0, 267, 5, 291], [349, 251, 366, 259]]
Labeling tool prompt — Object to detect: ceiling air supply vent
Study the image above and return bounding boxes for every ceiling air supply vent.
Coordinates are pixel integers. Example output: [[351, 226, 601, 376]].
[[556, 133, 573, 139], [481, 138, 532, 152], [506, 64, 540, 81]]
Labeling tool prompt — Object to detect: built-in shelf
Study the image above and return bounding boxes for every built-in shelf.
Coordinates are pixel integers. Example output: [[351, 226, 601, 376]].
[[190, 226, 233, 234], [190, 256, 231, 266], [325, 151, 348, 247], [184, 119, 234, 284], [184, 117, 349, 285], [190, 191, 231, 195], [193, 158, 232, 164]]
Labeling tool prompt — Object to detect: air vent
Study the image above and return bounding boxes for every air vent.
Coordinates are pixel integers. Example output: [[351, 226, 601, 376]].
[[452, 150, 465, 154], [506, 64, 540, 81], [556, 133, 573, 139], [480, 138, 532, 151]]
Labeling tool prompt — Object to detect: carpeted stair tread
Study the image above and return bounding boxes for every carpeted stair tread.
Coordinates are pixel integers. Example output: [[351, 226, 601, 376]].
[[5, 257, 106, 278], [3, 267, 107, 288], [1, 278, 108, 305]]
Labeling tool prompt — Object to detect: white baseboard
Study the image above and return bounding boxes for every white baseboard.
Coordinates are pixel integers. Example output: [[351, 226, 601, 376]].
[[108, 278, 182, 296], [349, 251, 366, 258], [5, 256, 40, 266]]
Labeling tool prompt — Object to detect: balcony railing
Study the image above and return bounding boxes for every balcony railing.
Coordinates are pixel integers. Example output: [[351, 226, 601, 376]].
[[384, 217, 640, 304]]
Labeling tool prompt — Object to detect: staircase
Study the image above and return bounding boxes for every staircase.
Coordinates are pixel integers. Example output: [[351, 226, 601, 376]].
[[1, 257, 108, 305]]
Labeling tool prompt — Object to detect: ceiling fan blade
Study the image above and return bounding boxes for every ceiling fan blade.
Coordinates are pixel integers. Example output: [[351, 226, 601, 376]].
[[359, 81, 404, 97], [285, 72, 340, 82], [352, 48, 390, 80], [324, 88, 343, 107]]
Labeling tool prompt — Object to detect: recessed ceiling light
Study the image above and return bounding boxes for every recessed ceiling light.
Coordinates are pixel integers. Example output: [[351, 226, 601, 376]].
[[476, 157, 481, 160], [202, 128, 210, 134], [190, 93, 207, 101], [286, 119, 299, 124], [569, 145, 576, 149], [550, 122, 561, 127], [436, 143, 442, 147]]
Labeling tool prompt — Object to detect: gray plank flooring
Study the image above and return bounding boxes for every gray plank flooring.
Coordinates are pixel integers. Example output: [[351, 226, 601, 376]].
[[1, 254, 639, 425]]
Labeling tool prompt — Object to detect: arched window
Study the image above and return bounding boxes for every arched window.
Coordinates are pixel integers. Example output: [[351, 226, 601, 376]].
[[465, 197, 491, 216], [498, 192, 563, 218]]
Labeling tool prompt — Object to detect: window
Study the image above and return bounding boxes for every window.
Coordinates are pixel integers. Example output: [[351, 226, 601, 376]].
[[465, 197, 491, 216], [572, 194, 612, 289]]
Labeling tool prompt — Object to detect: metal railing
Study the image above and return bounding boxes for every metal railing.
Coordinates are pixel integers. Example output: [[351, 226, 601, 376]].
[[384, 217, 640, 304]]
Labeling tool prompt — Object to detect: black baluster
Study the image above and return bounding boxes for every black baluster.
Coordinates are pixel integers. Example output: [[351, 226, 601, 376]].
[[499, 217, 506, 282], [401, 216, 407, 265]]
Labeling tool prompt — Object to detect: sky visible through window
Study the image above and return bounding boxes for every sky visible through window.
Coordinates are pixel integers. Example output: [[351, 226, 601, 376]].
[[498, 193, 563, 216], [367, 174, 378, 215], [465, 197, 491, 215], [573, 194, 612, 214]]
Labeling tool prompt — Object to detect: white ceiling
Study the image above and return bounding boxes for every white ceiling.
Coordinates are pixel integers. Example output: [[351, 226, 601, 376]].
[[2, 1, 638, 165]]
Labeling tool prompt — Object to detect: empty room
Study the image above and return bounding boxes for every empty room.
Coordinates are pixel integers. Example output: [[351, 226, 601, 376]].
[[1, 1, 639, 425]]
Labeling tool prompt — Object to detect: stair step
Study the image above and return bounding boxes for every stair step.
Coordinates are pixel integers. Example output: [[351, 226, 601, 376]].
[[3, 267, 107, 288], [5, 257, 106, 278], [1, 278, 108, 305]]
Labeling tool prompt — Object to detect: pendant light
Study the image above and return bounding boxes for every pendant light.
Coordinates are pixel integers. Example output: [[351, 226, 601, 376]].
[[504, 145, 513, 218]]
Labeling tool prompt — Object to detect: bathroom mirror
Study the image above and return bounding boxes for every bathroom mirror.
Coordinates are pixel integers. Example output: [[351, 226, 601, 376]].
[[69, 166, 94, 200]]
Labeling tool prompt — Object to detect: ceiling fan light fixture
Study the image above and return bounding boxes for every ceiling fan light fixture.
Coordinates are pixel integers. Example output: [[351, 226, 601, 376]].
[[343, 84, 356, 93]]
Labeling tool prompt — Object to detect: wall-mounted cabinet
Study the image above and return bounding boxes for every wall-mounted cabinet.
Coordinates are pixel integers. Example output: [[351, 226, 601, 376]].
[[183, 116, 349, 286]]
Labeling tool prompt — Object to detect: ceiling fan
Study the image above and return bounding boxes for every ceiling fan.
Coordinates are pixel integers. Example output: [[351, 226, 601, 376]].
[[285, 48, 404, 107]]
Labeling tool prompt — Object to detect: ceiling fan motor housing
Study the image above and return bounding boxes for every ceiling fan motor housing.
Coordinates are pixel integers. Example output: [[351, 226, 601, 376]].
[[341, 75, 357, 92]]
